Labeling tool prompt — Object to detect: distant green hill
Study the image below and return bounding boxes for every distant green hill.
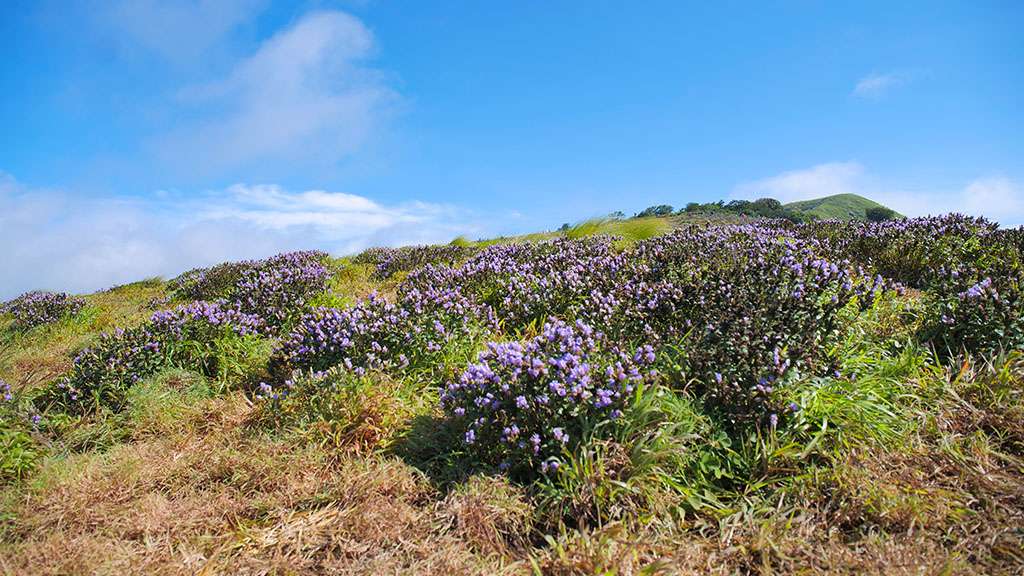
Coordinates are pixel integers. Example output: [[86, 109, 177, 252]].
[[783, 193, 902, 221]]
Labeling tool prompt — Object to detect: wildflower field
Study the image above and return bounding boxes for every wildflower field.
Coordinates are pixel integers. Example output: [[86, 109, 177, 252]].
[[1, 214, 1022, 574]]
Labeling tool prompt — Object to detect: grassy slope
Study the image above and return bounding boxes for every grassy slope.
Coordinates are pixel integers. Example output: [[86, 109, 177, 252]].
[[1, 225, 1022, 575], [783, 193, 903, 221]]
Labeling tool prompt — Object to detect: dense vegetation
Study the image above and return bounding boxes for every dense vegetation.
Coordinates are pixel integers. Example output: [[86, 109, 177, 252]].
[[781, 193, 903, 221], [1, 213, 1021, 574], [629, 193, 902, 224]]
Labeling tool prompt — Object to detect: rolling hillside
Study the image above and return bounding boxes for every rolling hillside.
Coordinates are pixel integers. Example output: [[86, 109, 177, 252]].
[[783, 193, 903, 221]]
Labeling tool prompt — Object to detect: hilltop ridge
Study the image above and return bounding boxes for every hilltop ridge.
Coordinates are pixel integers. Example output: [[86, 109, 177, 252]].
[[782, 193, 903, 221], [630, 193, 902, 224]]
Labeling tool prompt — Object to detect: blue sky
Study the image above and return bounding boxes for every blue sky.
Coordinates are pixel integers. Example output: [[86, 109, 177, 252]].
[[1, 1, 1022, 298]]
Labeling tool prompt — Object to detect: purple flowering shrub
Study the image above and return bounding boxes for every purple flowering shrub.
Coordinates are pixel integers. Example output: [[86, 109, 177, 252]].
[[620, 224, 887, 424], [440, 319, 655, 475], [226, 250, 334, 330], [151, 300, 265, 339], [795, 215, 1024, 358], [40, 326, 166, 415], [273, 274, 489, 380], [452, 236, 625, 333], [149, 300, 266, 379], [167, 261, 251, 302], [42, 298, 270, 414], [797, 214, 1012, 290], [167, 251, 335, 331], [918, 267, 1024, 358], [1, 291, 88, 332], [912, 225, 1024, 357], [273, 295, 406, 376], [353, 244, 478, 280]]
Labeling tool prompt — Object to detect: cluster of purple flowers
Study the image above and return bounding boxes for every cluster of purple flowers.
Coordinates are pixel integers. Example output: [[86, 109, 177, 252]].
[[274, 271, 488, 380], [275, 293, 407, 376], [795, 213, 1002, 290], [923, 266, 1023, 357], [51, 297, 277, 414], [354, 244, 478, 280], [440, 319, 654, 473], [148, 299, 268, 378], [1, 291, 87, 332], [150, 300, 266, 338], [167, 261, 250, 302], [227, 250, 333, 329], [598, 223, 885, 423], [46, 326, 166, 414], [427, 236, 627, 333], [42, 250, 337, 414], [167, 251, 333, 331], [795, 214, 1022, 358]]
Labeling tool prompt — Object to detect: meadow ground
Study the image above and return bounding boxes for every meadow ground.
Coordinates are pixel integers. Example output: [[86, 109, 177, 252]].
[[1, 215, 1022, 575]]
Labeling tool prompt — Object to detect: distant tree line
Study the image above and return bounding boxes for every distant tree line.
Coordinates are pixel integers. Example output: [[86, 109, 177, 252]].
[[628, 198, 812, 223]]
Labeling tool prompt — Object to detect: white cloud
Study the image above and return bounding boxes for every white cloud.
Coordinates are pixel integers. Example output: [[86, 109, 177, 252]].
[[851, 70, 926, 99], [732, 163, 1024, 227], [159, 10, 396, 174], [962, 177, 1024, 217], [852, 73, 899, 98], [732, 161, 869, 204], [0, 172, 488, 300]]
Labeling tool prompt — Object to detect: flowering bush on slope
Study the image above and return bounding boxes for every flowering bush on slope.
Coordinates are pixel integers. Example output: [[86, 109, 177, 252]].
[[1, 291, 87, 332], [273, 267, 489, 380], [440, 319, 654, 475], [450, 236, 624, 332], [39, 250, 333, 415], [167, 261, 251, 302], [353, 244, 478, 280], [168, 250, 334, 332], [919, 267, 1024, 358], [227, 250, 333, 330], [44, 326, 166, 414], [45, 300, 266, 415], [795, 215, 1024, 357], [150, 300, 266, 379], [622, 224, 888, 423]]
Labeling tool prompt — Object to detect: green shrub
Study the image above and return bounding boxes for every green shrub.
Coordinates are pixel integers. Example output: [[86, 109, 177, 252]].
[[919, 271, 1024, 359], [40, 326, 166, 415], [0, 381, 47, 483], [0, 422, 44, 483], [254, 366, 424, 452]]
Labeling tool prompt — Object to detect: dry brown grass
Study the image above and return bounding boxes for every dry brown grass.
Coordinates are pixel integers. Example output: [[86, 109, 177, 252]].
[[328, 261, 401, 307], [6, 383, 1021, 576], [437, 475, 533, 557], [0, 392, 531, 575]]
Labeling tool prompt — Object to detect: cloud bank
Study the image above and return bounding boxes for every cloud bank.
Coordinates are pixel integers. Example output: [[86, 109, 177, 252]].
[[159, 10, 396, 175], [0, 172, 487, 300], [732, 162, 1024, 227]]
